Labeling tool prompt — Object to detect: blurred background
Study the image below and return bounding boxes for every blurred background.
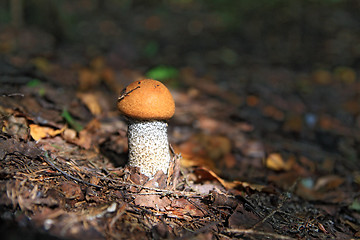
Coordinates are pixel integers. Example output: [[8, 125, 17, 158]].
[[2, 0, 360, 83]]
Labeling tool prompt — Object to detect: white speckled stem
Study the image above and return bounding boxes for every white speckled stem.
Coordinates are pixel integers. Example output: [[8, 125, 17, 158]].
[[127, 120, 171, 178]]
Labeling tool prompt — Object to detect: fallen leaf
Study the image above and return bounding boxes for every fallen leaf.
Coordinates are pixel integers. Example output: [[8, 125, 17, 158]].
[[134, 194, 171, 211], [296, 182, 347, 203], [177, 133, 232, 173], [170, 198, 204, 217], [313, 175, 345, 191], [77, 92, 102, 115], [294, 175, 347, 203], [265, 153, 295, 171], [74, 129, 93, 149], [193, 167, 265, 191], [29, 124, 65, 141]]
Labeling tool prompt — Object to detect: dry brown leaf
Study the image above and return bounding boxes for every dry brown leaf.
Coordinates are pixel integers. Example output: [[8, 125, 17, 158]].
[[177, 134, 232, 173], [265, 153, 295, 171], [3, 115, 30, 140], [134, 195, 171, 211], [74, 129, 93, 149], [168, 198, 205, 217], [176, 140, 216, 170], [77, 92, 102, 116], [193, 167, 265, 191], [313, 175, 345, 191], [29, 124, 65, 141], [296, 182, 347, 203]]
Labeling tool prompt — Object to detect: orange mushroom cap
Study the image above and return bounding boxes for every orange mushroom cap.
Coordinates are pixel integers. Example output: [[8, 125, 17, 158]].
[[117, 79, 175, 120]]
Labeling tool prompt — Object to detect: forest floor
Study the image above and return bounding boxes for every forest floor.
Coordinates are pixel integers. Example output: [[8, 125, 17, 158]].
[[1, 1, 360, 239]]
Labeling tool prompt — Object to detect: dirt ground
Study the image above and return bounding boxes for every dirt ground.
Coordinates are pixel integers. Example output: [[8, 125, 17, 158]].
[[1, 1, 360, 239]]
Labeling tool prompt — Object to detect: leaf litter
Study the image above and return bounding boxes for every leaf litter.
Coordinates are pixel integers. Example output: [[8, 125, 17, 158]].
[[1, 60, 359, 240]]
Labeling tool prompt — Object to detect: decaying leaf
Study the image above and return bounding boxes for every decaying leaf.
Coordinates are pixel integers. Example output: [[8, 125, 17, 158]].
[[177, 133, 233, 173], [29, 124, 65, 141], [2, 115, 29, 140], [77, 92, 102, 116], [295, 175, 347, 203], [265, 153, 295, 171], [193, 167, 265, 191]]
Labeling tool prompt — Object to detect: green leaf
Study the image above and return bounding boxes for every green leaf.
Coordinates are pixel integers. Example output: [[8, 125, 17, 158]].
[[61, 108, 83, 132], [27, 79, 42, 87], [146, 66, 179, 81]]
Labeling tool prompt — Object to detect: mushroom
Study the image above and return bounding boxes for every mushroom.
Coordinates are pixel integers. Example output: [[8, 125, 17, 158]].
[[117, 79, 175, 178]]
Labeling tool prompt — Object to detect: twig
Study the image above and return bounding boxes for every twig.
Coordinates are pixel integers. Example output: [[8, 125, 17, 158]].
[[224, 228, 296, 240], [117, 86, 140, 102], [42, 151, 102, 188], [1, 93, 24, 97]]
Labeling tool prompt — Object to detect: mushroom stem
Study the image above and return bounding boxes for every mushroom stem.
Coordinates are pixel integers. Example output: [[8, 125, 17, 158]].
[[127, 120, 171, 178]]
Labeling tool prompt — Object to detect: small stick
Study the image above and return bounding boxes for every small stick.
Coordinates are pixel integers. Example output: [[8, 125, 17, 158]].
[[43, 151, 102, 188], [1, 93, 24, 97], [117, 86, 140, 102]]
